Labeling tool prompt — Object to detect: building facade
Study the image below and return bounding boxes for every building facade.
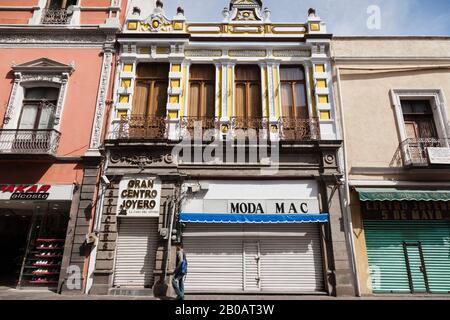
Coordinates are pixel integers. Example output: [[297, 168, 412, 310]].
[[0, 0, 125, 294], [332, 37, 450, 295], [89, 0, 356, 297]]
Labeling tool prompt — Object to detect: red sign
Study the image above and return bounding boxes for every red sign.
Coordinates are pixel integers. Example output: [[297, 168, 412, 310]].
[[0, 184, 52, 200]]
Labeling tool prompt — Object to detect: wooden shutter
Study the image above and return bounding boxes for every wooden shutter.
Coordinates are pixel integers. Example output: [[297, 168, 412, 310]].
[[188, 65, 215, 118], [132, 63, 169, 117], [235, 65, 261, 120], [280, 66, 308, 119], [132, 81, 150, 116]]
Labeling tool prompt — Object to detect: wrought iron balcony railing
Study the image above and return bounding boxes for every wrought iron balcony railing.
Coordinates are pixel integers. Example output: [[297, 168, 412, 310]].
[[118, 115, 168, 140], [114, 115, 322, 142], [41, 8, 71, 25], [0, 129, 61, 156], [180, 116, 219, 138], [400, 138, 450, 166], [279, 117, 321, 141]]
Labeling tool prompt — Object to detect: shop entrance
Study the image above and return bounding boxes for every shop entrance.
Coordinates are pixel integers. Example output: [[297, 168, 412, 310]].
[[0, 211, 32, 288], [0, 201, 70, 291]]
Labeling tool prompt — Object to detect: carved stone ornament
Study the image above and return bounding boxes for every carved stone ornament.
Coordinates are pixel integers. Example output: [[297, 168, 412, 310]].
[[140, 4, 173, 33], [323, 153, 335, 165], [229, 0, 264, 22], [110, 153, 176, 166], [4, 58, 74, 125]]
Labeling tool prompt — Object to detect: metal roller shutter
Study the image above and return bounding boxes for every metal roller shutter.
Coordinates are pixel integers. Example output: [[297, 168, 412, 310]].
[[113, 218, 159, 288], [183, 223, 324, 294], [365, 221, 450, 294], [183, 236, 244, 292], [259, 224, 324, 293]]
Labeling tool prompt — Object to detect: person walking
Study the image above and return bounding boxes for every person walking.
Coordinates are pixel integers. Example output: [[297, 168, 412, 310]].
[[172, 244, 187, 300]]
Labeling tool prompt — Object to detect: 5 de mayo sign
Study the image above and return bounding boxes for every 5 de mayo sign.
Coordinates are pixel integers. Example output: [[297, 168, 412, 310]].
[[117, 177, 162, 217]]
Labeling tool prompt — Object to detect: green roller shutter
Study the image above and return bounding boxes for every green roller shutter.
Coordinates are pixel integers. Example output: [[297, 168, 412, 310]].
[[364, 221, 450, 294]]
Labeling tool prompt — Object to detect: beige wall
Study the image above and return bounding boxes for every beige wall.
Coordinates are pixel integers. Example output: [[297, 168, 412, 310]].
[[332, 37, 450, 180], [332, 37, 450, 295]]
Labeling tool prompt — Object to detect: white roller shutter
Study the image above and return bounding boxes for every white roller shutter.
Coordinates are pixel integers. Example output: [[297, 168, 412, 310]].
[[183, 231, 244, 293], [259, 225, 324, 293], [183, 223, 325, 294], [113, 218, 158, 288]]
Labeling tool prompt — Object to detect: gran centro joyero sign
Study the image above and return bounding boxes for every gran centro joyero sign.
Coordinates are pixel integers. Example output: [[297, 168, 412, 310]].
[[117, 177, 162, 217]]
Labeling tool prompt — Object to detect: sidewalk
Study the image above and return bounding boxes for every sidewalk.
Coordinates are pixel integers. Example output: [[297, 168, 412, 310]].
[[1, 288, 449, 300]]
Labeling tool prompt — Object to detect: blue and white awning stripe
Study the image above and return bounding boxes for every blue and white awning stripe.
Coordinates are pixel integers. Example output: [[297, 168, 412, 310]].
[[179, 213, 329, 224]]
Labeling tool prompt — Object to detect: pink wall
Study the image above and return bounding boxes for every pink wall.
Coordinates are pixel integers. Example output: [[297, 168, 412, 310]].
[[0, 162, 84, 185], [80, 10, 109, 25], [0, 48, 104, 158], [80, 0, 111, 6], [0, 0, 39, 5], [0, 11, 33, 24]]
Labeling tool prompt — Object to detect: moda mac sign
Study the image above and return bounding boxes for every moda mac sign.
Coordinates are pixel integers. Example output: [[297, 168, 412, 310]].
[[202, 199, 320, 214]]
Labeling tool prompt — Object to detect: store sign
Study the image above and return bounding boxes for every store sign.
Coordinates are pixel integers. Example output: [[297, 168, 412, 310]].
[[202, 199, 320, 214], [0, 184, 73, 201], [428, 147, 450, 165], [117, 177, 161, 217], [362, 201, 450, 221]]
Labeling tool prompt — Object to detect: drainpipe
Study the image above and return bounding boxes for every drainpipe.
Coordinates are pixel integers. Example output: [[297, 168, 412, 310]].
[[334, 64, 361, 297]]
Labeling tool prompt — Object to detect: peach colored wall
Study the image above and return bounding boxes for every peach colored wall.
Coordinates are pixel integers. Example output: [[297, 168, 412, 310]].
[[0, 162, 84, 185], [81, 0, 111, 5], [0, 11, 33, 24], [119, 0, 128, 25], [80, 10, 108, 25], [0, 0, 39, 6], [0, 48, 103, 157]]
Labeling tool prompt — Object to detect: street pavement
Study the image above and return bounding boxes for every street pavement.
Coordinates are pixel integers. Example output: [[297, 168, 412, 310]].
[[1, 288, 450, 300]]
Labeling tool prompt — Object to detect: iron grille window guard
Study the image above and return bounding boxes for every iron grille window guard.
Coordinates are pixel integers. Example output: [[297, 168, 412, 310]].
[[41, 8, 71, 25]]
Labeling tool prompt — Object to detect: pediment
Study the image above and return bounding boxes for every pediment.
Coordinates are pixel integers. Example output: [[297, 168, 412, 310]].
[[12, 57, 74, 74]]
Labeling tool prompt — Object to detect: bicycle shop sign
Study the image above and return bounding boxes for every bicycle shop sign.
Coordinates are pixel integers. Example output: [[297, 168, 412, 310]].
[[0, 184, 73, 201], [117, 177, 162, 217]]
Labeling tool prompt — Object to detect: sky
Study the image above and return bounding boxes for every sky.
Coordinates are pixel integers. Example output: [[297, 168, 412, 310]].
[[161, 0, 450, 36]]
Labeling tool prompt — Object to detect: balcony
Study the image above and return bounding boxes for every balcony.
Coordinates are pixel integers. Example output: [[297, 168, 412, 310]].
[[41, 8, 71, 25], [0, 129, 61, 157], [115, 115, 321, 142], [118, 115, 168, 140], [400, 138, 450, 167]]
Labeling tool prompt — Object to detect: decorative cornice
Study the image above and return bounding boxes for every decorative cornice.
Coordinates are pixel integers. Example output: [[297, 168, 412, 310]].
[[0, 28, 117, 47]]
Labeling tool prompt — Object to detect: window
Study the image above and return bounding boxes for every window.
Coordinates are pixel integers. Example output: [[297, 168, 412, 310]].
[[188, 65, 215, 118], [132, 63, 169, 118], [235, 65, 262, 120], [18, 87, 59, 130], [280, 66, 308, 119], [402, 100, 438, 140], [401, 99, 441, 165], [47, 0, 77, 9]]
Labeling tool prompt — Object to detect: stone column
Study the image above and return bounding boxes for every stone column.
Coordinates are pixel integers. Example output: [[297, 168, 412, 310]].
[[319, 144, 356, 296]]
